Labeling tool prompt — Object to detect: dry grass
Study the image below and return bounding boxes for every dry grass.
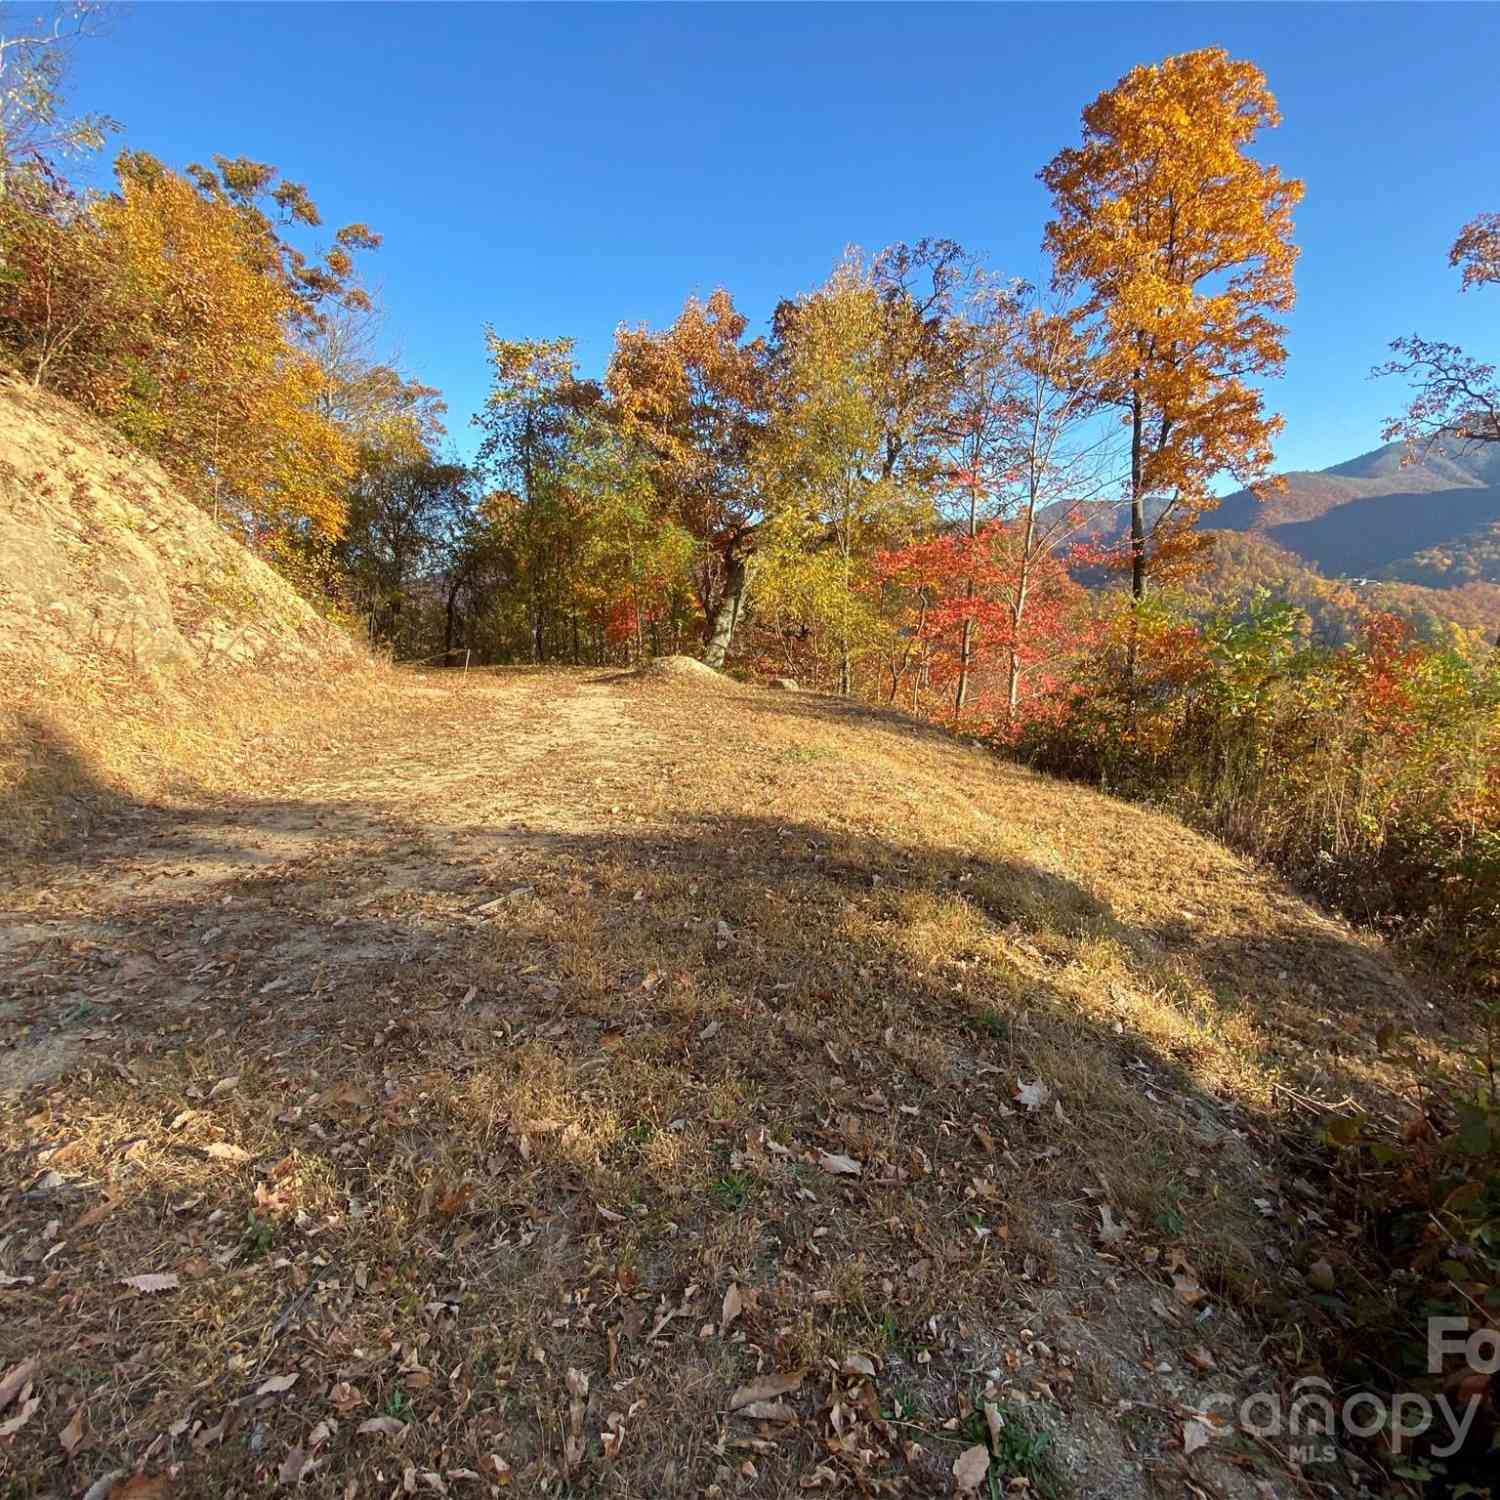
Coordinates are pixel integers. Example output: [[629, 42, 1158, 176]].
[[0, 648, 402, 859], [0, 668, 1459, 1499]]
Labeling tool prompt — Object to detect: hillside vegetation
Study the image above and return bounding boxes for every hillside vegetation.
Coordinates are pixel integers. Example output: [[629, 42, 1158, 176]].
[[0, 664, 1453, 1499]]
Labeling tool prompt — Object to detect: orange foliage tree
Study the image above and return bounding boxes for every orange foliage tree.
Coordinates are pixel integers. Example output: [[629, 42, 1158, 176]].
[[607, 290, 767, 667], [1039, 47, 1302, 602]]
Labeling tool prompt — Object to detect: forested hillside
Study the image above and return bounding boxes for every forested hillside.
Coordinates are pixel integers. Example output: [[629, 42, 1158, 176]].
[[1214, 440, 1500, 589]]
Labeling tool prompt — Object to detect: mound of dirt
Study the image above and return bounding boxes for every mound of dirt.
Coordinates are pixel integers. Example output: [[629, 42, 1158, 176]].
[[633, 653, 727, 683], [0, 374, 380, 855]]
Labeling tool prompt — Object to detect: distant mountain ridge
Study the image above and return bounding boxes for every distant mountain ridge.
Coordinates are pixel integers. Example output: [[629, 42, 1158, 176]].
[[1213, 440, 1500, 585]]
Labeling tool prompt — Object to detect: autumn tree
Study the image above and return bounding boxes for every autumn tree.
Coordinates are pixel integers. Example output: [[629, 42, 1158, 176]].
[[334, 456, 472, 652], [965, 296, 1118, 725], [472, 333, 615, 661], [306, 303, 446, 462], [1380, 210, 1499, 450], [756, 257, 933, 693], [1040, 48, 1302, 604], [87, 151, 374, 540], [607, 290, 767, 667]]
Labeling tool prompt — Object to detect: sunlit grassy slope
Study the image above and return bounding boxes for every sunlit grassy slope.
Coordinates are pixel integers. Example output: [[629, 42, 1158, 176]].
[[1, 664, 1441, 1498]]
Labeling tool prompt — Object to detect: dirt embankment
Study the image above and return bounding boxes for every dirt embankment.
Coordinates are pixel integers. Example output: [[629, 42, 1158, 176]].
[[0, 373, 384, 855]]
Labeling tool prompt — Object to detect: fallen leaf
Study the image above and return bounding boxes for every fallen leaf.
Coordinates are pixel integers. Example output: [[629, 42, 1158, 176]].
[[730, 1369, 805, 1410], [816, 1151, 863, 1177], [118, 1274, 179, 1296], [983, 1401, 1004, 1451], [357, 1416, 407, 1438], [734, 1400, 796, 1421], [59, 1404, 87, 1456], [842, 1354, 876, 1378], [952, 1443, 990, 1492], [114, 1476, 171, 1499], [73, 1192, 122, 1234], [1171, 1271, 1204, 1306], [208, 1076, 240, 1100], [0, 1359, 35, 1412], [256, 1373, 298, 1397], [1307, 1258, 1336, 1293], [601, 1411, 626, 1459], [1184, 1345, 1217, 1373], [278, 1446, 307, 1485], [81, 1472, 126, 1500], [432, 1183, 474, 1219], [481, 1454, 512, 1486], [203, 1143, 250, 1163], [0, 1392, 39, 1439], [1183, 1416, 1219, 1456], [1014, 1079, 1051, 1113], [721, 1283, 743, 1335], [327, 1381, 364, 1414]]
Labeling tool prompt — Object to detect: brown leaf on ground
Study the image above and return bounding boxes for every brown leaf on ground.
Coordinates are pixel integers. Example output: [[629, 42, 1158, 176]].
[[952, 1443, 990, 1492], [114, 1475, 171, 1499], [817, 1151, 862, 1177], [327, 1381, 364, 1413], [729, 1369, 805, 1410], [357, 1416, 407, 1438], [0, 1360, 35, 1412], [733, 1400, 796, 1422], [59, 1404, 87, 1456], [118, 1274, 179, 1295], [0, 1392, 39, 1439], [73, 1191, 122, 1234], [721, 1282, 744, 1335]]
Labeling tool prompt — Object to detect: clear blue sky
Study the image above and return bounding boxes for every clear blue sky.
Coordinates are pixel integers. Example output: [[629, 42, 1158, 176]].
[[68, 2, 1500, 473]]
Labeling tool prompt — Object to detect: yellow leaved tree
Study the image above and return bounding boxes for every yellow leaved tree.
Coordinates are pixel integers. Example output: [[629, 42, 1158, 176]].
[[1040, 47, 1302, 602], [93, 151, 377, 542]]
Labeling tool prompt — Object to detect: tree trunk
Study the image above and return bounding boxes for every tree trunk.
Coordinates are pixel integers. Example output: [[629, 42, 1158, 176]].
[[1127, 387, 1146, 702], [703, 550, 751, 668], [954, 476, 980, 720], [1129, 391, 1146, 603], [444, 582, 459, 662]]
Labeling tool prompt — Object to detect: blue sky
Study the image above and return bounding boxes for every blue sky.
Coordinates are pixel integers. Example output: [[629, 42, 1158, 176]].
[[68, 2, 1500, 473]]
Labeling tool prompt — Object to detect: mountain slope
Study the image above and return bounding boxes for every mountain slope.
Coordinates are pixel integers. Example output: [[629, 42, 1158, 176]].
[[0, 372, 386, 853], [1, 664, 1445, 1497], [1214, 439, 1500, 583]]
